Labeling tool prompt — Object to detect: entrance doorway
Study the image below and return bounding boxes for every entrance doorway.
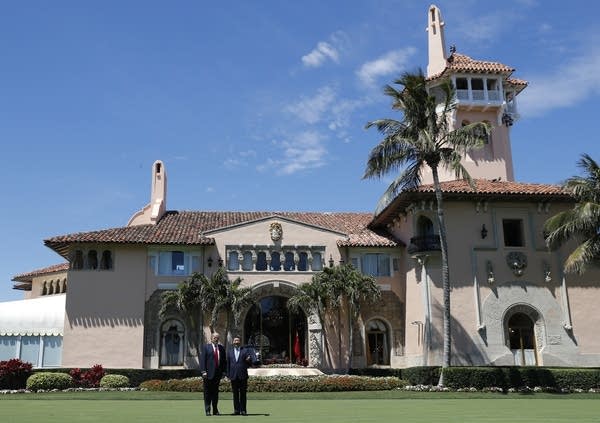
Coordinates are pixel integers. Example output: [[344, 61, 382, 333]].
[[508, 312, 537, 366], [244, 296, 307, 365]]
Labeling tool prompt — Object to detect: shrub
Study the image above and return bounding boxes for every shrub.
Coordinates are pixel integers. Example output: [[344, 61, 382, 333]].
[[401, 366, 440, 385], [443, 367, 505, 389], [0, 359, 33, 389], [70, 364, 105, 388], [26, 372, 73, 391], [140, 375, 404, 392], [99, 374, 130, 388]]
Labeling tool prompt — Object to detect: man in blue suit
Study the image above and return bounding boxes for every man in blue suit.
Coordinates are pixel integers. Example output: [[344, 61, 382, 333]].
[[200, 332, 226, 416], [227, 335, 258, 416]]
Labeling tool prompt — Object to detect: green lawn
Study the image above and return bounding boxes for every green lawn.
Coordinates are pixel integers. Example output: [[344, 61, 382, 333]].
[[1, 391, 599, 423]]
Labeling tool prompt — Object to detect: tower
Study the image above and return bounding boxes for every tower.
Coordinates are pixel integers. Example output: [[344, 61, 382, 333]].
[[422, 5, 528, 184]]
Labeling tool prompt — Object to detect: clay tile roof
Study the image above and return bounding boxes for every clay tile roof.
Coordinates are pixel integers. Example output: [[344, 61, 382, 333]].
[[428, 52, 528, 86], [371, 179, 572, 228], [12, 262, 69, 283], [446, 53, 514, 74], [44, 211, 400, 258]]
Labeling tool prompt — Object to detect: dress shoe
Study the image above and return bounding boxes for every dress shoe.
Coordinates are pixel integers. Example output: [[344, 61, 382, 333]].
[[241, 411, 247, 416], [205, 412, 211, 416], [213, 411, 220, 416]]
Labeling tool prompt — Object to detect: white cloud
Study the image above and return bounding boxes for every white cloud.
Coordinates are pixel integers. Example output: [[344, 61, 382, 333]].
[[258, 131, 327, 175], [518, 50, 600, 117], [357, 47, 416, 86], [301, 31, 347, 68], [286, 86, 336, 124], [302, 42, 340, 68]]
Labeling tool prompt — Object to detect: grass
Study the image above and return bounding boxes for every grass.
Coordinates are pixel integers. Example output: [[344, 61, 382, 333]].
[[1, 391, 599, 423]]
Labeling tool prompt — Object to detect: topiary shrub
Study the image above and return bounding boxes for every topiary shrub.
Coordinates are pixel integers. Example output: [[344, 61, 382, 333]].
[[99, 374, 130, 388], [0, 359, 33, 390], [26, 372, 73, 391]]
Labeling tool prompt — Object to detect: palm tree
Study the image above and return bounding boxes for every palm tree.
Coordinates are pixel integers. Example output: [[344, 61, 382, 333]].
[[207, 267, 255, 346], [287, 277, 333, 367], [332, 264, 380, 372], [363, 69, 488, 386], [159, 272, 212, 360], [545, 153, 600, 274]]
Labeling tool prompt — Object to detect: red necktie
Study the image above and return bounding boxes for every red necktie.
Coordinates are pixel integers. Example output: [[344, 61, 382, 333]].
[[213, 345, 218, 366]]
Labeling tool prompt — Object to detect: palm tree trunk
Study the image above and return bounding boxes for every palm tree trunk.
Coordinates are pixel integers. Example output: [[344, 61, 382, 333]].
[[431, 166, 451, 386]]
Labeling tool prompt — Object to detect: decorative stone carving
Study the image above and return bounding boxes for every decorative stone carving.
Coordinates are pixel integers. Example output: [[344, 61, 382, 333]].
[[543, 261, 552, 283], [269, 222, 283, 241], [506, 252, 527, 276]]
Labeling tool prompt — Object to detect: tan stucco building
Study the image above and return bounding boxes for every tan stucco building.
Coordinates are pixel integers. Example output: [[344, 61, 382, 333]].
[[2, 5, 599, 370]]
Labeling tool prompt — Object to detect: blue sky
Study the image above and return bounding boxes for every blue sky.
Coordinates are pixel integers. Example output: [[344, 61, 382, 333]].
[[1, 0, 598, 302]]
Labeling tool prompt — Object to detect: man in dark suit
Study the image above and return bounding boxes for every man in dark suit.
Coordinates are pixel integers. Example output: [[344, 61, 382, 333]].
[[200, 332, 226, 416], [226, 335, 257, 416]]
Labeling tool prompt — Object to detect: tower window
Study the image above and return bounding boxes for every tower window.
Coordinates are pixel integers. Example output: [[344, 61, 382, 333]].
[[503, 219, 524, 247]]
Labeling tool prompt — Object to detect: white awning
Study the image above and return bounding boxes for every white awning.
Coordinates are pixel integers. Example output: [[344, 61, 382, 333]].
[[0, 294, 65, 336]]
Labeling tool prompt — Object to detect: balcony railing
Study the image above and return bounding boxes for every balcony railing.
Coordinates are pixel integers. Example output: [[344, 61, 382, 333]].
[[456, 89, 501, 103], [407, 235, 441, 255]]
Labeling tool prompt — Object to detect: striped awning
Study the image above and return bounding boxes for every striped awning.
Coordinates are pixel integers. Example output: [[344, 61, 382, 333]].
[[0, 294, 65, 336]]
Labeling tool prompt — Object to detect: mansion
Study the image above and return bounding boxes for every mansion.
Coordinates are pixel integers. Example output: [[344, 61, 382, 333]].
[[1, 5, 599, 371]]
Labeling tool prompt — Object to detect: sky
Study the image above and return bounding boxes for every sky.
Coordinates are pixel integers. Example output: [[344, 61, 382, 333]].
[[1, 0, 599, 302]]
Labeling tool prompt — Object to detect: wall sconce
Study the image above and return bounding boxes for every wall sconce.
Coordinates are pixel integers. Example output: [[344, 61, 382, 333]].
[[207, 257, 213, 267], [480, 224, 488, 239], [486, 260, 495, 284], [218, 258, 223, 267], [543, 261, 552, 283], [501, 112, 514, 127], [329, 255, 334, 268]]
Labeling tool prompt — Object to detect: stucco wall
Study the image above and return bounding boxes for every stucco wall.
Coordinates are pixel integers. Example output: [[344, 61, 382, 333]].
[[62, 245, 147, 368]]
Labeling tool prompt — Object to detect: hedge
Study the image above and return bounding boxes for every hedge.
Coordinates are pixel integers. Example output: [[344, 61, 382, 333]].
[[140, 375, 406, 392], [26, 372, 73, 391]]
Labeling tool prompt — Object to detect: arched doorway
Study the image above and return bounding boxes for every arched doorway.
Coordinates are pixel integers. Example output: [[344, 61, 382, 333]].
[[244, 296, 307, 365], [366, 319, 390, 366], [160, 319, 185, 366], [507, 312, 537, 366]]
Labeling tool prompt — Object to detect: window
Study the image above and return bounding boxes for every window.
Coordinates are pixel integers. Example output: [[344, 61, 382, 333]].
[[503, 219, 524, 247], [87, 250, 98, 270], [72, 250, 84, 270], [284, 252, 295, 271], [361, 254, 391, 277], [228, 251, 239, 271], [256, 252, 267, 271], [312, 252, 323, 271], [100, 250, 113, 270], [242, 252, 253, 271], [0, 335, 62, 368], [270, 252, 281, 271], [152, 250, 200, 276], [298, 252, 308, 271]]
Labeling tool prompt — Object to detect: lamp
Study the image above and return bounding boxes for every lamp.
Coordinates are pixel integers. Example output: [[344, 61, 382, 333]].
[[207, 256, 213, 267], [218, 258, 223, 267], [501, 112, 514, 127], [329, 255, 334, 268], [480, 224, 488, 239]]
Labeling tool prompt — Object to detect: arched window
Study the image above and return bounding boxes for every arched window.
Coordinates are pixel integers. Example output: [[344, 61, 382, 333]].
[[416, 215, 434, 237], [312, 252, 322, 271], [42, 281, 48, 296], [72, 250, 84, 270], [160, 320, 185, 367], [242, 251, 253, 271], [298, 252, 308, 271], [87, 250, 98, 270], [61, 279, 67, 293], [100, 250, 113, 270], [284, 252, 295, 271], [228, 251, 239, 271], [270, 252, 281, 271], [48, 281, 55, 295], [366, 319, 390, 366], [256, 252, 267, 271]]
